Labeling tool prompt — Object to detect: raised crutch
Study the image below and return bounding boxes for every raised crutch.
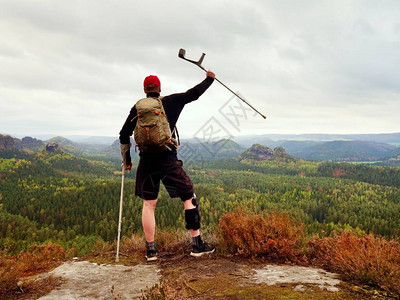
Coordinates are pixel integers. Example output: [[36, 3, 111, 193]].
[[178, 48, 267, 119]]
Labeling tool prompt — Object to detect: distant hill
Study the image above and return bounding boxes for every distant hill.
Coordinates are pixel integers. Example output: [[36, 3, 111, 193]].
[[3, 133, 400, 164], [69, 136, 117, 145], [279, 140, 322, 157], [21, 136, 44, 150], [234, 132, 400, 147], [295, 140, 394, 161], [45, 136, 90, 156], [240, 139, 399, 163], [231, 132, 400, 163], [0, 134, 22, 150], [383, 147, 400, 165], [0, 134, 45, 152], [47, 136, 75, 145], [1, 134, 244, 162], [178, 139, 245, 160], [290, 140, 396, 162], [0, 135, 121, 163]]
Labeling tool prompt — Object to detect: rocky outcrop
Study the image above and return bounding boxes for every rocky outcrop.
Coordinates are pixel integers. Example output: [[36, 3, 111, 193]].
[[240, 144, 296, 162], [46, 142, 59, 152]]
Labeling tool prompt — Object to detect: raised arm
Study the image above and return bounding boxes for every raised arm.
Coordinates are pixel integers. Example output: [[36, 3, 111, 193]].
[[167, 71, 215, 107]]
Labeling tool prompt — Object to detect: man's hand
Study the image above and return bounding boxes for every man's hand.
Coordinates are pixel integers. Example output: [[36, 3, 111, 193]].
[[121, 162, 132, 171], [120, 143, 132, 170], [206, 70, 215, 79]]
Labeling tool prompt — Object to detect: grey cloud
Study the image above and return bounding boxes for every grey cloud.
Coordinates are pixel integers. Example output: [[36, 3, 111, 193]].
[[1, 0, 399, 137], [1, 0, 82, 34]]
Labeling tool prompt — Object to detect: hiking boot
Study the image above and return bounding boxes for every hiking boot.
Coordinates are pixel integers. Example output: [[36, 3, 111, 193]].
[[145, 241, 157, 262], [145, 248, 158, 261], [190, 242, 215, 257]]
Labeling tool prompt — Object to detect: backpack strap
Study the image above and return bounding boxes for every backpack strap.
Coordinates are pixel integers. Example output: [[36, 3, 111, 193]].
[[130, 114, 140, 122], [172, 126, 180, 146], [158, 96, 180, 147], [157, 96, 180, 146]]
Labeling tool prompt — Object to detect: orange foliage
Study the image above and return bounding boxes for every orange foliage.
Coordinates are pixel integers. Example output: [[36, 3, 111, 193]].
[[0, 243, 66, 294], [0, 255, 19, 294], [17, 243, 66, 276], [219, 210, 305, 262], [307, 230, 400, 295]]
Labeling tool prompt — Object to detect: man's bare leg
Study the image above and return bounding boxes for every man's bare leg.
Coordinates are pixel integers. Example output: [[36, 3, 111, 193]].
[[142, 199, 158, 261], [142, 199, 158, 241]]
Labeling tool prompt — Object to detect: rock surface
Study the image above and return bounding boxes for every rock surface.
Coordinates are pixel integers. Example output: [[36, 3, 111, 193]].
[[253, 264, 341, 292], [37, 260, 160, 300], [35, 259, 345, 299]]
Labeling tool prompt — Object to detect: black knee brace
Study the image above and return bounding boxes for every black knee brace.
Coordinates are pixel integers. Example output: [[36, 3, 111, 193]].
[[191, 195, 199, 207], [185, 207, 201, 230]]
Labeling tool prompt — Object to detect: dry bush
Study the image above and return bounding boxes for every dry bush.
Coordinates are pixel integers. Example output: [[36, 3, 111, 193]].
[[307, 230, 400, 295], [119, 230, 189, 254], [219, 210, 305, 262], [119, 229, 191, 257], [154, 229, 190, 252], [121, 233, 145, 253], [0, 254, 20, 294], [0, 243, 66, 295], [17, 243, 66, 276], [89, 240, 116, 258]]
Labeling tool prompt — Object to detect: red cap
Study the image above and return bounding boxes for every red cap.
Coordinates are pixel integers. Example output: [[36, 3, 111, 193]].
[[143, 75, 161, 89]]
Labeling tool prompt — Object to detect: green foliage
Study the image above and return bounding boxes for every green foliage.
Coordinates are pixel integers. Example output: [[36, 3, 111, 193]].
[[317, 162, 400, 187], [190, 168, 400, 238], [0, 158, 31, 173], [2, 144, 400, 297], [0, 158, 16, 172], [1, 147, 400, 258]]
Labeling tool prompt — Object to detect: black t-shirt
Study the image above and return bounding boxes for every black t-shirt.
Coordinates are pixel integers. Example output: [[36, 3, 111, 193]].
[[119, 76, 214, 158]]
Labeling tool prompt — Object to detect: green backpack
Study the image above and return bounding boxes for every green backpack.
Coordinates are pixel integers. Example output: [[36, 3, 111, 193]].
[[132, 97, 178, 152]]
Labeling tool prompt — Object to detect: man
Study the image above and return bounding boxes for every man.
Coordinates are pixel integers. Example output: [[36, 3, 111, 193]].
[[119, 71, 216, 261]]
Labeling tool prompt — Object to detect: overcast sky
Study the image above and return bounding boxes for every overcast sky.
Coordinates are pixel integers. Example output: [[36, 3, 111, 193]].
[[1, 0, 399, 140]]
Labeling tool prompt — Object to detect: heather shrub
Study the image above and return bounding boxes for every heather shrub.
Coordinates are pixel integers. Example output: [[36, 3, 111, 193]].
[[154, 229, 190, 252], [118, 230, 190, 255], [120, 233, 145, 253], [219, 210, 305, 262], [0, 243, 66, 295], [307, 230, 400, 295], [90, 239, 115, 257], [17, 243, 66, 276], [0, 254, 19, 293]]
